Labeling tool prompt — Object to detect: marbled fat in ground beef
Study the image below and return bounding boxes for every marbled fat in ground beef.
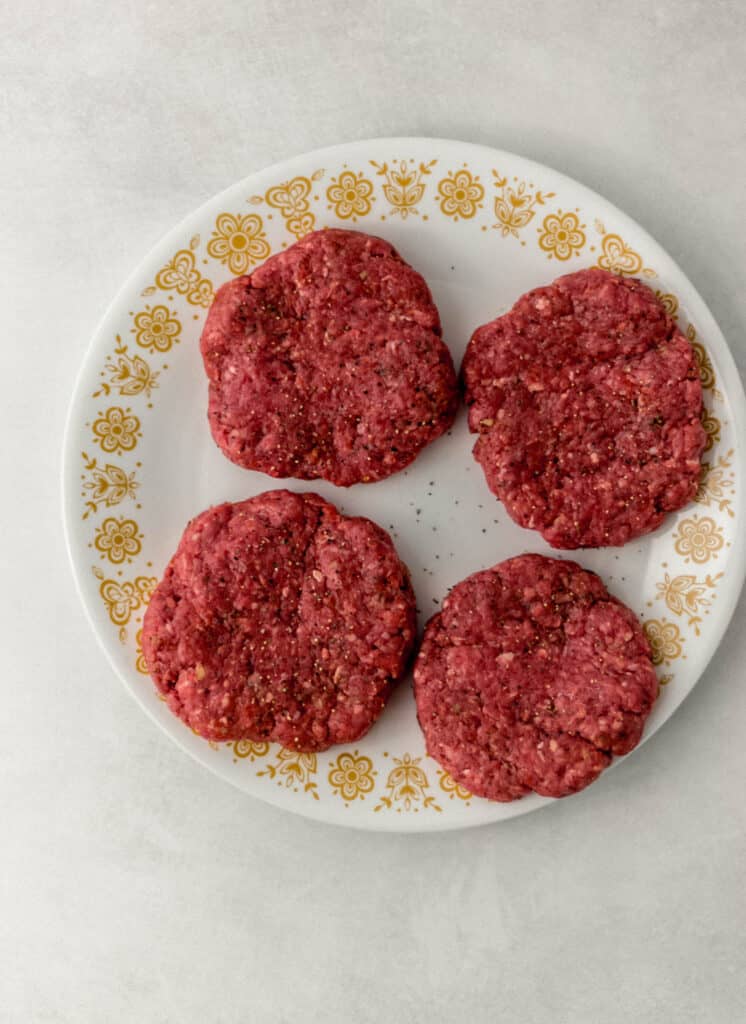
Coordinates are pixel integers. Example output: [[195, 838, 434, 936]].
[[414, 554, 658, 801], [462, 268, 706, 548], [142, 490, 416, 751], [201, 228, 458, 486]]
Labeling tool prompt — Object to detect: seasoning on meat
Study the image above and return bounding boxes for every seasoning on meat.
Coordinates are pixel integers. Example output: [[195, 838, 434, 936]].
[[201, 228, 458, 486], [413, 554, 658, 801], [462, 267, 706, 548], [142, 490, 416, 751]]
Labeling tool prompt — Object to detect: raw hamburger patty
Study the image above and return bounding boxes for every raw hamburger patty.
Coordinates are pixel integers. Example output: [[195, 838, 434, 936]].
[[413, 554, 658, 801], [142, 490, 416, 751], [201, 228, 458, 486], [462, 267, 706, 548]]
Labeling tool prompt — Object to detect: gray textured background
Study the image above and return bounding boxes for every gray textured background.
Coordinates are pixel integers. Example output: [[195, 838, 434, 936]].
[[3, 1, 745, 1021]]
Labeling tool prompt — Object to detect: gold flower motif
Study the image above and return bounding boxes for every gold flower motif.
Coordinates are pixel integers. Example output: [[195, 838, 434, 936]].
[[232, 739, 270, 761], [106, 355, 156, 397], [374, 753, 441, 813], [265, 175, 316, 239], [94, 516, 143, 564], [132, 306, 181, 353], [655, 291, 679, 319], [643, 619, 684, 666], [436, 168, 485, 221], [596, 233, 643, 276], [538, 210, 586, 261], [687, 327, 717, 392], [696, 451, 735, 517], [437, 770, 473, 802], [98, 574, 156, 630], [207, 212, 270, 274], [700, 408, 721, 453], [155, 247, 214, 307], [80, 452, 139, 519], [689, 341, 723, 400], [328, 751, 376, 802], [257, 749, 319, 799], [371, 159, 436, 219], [135, 628, 148, 675], [673, 515, 725, 564], [492, 171, 554, 239], [326, 170, 374, 221], [93, 337, 159, 399], [655, 571, 722, 634], [91, 407, 141, 454]]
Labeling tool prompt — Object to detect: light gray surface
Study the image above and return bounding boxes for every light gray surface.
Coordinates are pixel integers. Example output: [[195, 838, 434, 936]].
[[2, 1, 745, 1021]]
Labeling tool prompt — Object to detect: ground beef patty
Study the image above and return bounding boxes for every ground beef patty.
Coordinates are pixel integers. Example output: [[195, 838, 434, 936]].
[[201, 228, 458, 486], [142, 490, 416, 751], [462, 268, 705, 548], [414, 554, 658, 801]]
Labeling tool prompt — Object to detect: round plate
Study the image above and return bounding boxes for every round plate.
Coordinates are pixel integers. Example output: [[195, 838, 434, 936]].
[[63, 138, 746, 832]]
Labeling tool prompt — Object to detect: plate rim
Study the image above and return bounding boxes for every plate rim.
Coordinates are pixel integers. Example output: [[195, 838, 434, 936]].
[[62, 135, 746, 832]]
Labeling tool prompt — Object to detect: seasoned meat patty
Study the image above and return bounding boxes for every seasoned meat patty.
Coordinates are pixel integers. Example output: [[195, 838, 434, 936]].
[[414, 554, 658, 801], [201, 228, 458, 486], [142, 490, 416, 751], [462, 268, 705, 548]]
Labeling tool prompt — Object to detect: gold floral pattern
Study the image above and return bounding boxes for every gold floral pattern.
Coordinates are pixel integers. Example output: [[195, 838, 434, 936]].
[[673, 515, 725, 564], [643, 618, 684, 666], [655, 572, 722, 634], [93, 337, 159, 400], [257, 749, 319, 799], [692, 341, 716, 391], [374, 754, 441, 813], [700, 408, 721, 453], [696, 451, 735, 517], [80, 452, 139, 519], [231, 739, 270, 762], [596, 233, 644, 276], [592, 221, 655, 277], [91, 406, 141, 454], [207, 212, 270, 274], [538, 210, 586, 261], [328, 751, 376, 802], [262, 173, 322, 238], [132, 305, 181, 353], [437, 770, 473, 802], [135, 628, 148, 675], [93, 567, 156, 641], [155, 239, 214, 307], [326, 169, 374, 221], [492, 170, 554, 240], [436, 167, 484, 221], [93, 517, 143, 564], [655, 291, 679, 319], [687, 325, 720, 396], [370, 159, 436, 219]]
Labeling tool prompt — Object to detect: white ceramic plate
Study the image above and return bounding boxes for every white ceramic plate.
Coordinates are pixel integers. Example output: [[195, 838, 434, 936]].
[[63, 138, 746, 832]]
